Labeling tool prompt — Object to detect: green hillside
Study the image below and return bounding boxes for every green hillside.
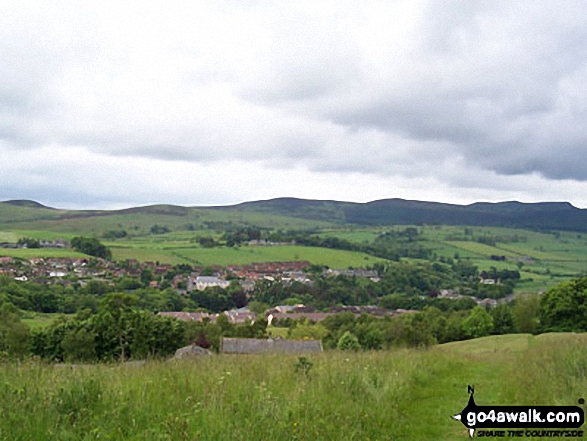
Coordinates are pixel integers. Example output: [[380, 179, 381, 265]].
[[3, 197, 587, 231], [0, 333, 584, 440], [0, 203, 337, 235], [220, 197, 587, 231], [0, 200, 65, 224], [2, 199, 587, 291]]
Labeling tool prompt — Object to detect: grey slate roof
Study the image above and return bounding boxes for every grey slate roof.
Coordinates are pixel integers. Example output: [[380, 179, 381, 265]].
[[221, 338, 322, 354]]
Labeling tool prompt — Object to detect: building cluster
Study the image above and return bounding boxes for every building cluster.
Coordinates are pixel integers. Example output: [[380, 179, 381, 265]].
[[323, 268, 380, 282], [0, 256, 178, 286], [1, 254, 505, 311], [434, 289, 501, 308], [226, 261, 311, 280], [1, 256, 377, 294], [158, 307, 257, 325], [0, 239, 70, 249], [158, 303, 416, 326], [0, 257, 109, 283]]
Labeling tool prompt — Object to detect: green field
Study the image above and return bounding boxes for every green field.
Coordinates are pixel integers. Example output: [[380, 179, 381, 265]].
[[2, 217, 587, 293], [21, 313, 70, 330], [110, 244, 382, 268], [0, 231, 19, 242], [0, 333, 584, 440], [0, 208, 337, 237], [416, 226, 587, 291]]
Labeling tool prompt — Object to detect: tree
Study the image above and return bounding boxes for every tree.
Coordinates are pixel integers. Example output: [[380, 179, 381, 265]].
[[441, 311, 467, 343], [191, 287, 231, 313], [0, 304, 30, 358], [540, 277, 587, 332], [420, 306, 447, 342], [140, 269, 154, 287], [361, 328, 383, 350], [230, 289, 248, 309], [248, 301, 269, 315], [337, 331, 360, 351], [71, 237, 111, 259], [150, 225, 170, 235], [462, 306, 493, 339], [98, 293, 138, 361], [17, 237, 40, 248], [490, 303, 515, 335], [288, 323, 329, 341], [513, 294, 540, 334], [216, 313, 235, 336], [61, 327, 96, 362], [199, 237, 217, 248]]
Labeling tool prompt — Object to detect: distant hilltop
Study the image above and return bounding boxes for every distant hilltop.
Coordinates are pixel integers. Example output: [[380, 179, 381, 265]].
[[2, 200, 55, 210], [1, 197, 586, 231]]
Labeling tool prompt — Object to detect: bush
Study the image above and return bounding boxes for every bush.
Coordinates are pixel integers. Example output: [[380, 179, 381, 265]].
[[337, 331, 360, 351]]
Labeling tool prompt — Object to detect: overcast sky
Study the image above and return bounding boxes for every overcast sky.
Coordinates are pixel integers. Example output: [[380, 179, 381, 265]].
[[2, 1, 587, 209]]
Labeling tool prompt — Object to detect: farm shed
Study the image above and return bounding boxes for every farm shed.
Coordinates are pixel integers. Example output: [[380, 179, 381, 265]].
[[221, 338, 322, 354]]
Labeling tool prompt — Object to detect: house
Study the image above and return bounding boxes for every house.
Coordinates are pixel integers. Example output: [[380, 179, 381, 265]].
[[239, 279, 256, 292], [324, 269, 379, 281], [221, 338, 322, 354], [158, 311, 213, 322], [154, 264, 173, 275], [282, 271, 313, 285], [477, 298, 498, 308], [40, 239, 69, 249], [266, 312, 334, 325], [188, 276, 231, 291], [223, 308, 257, 324], [274, 304, 305, 314]]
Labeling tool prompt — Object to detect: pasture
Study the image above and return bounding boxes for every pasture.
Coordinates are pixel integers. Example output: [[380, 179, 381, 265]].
[[109, 243, 382, 268], [0, 333, 584, 440], [418, 226, 587, 291], [0, 208, 337, 237]]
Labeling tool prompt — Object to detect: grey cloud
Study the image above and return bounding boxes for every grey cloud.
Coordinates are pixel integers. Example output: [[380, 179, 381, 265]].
[[236, 2, 587, 181], [1, 0, 587, 211]]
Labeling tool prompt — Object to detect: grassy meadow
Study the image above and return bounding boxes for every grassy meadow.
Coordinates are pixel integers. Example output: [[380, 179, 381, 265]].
[[105, 243, 382, 268], [321, 225, 587, 292], [412, 226, 587, 292], [0, 333, 585, 440]]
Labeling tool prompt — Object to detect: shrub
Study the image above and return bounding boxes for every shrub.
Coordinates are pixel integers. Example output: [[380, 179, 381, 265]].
[[337, 331, 360, 351]]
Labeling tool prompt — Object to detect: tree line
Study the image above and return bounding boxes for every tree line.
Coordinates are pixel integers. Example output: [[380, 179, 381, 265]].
[[1, 275, 585, 361]]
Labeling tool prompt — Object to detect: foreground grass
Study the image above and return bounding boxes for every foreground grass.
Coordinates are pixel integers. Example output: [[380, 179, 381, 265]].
[[1, 334, 586, 440]]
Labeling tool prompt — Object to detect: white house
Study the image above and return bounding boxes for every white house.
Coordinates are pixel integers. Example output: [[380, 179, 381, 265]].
[[191, 276, 231, 291]]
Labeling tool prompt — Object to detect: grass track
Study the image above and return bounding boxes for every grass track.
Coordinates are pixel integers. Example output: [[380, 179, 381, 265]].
[[0, 334, 585, 440]]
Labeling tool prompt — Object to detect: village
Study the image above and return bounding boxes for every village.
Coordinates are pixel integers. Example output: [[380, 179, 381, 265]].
[[0, 253, 506, 322]]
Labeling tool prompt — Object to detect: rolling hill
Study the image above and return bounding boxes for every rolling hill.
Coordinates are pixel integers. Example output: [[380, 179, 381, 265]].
[[2, 197, 587, 232]]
